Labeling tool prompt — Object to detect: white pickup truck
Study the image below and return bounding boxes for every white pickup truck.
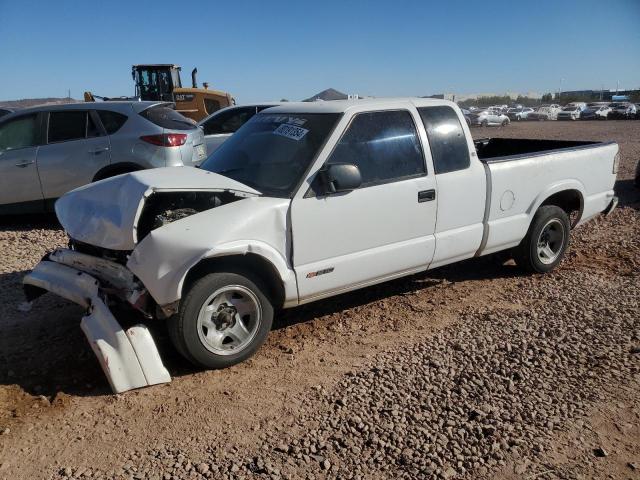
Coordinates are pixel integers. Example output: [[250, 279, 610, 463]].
[[24, 98, 619, 392]]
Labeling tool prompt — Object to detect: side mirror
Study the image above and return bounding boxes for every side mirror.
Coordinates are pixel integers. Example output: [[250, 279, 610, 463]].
[[321, 163, 362, 193]]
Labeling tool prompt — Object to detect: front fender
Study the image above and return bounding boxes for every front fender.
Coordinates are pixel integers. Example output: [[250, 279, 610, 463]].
[[176, 240, 299, 308], [126, 196, 297, 308]]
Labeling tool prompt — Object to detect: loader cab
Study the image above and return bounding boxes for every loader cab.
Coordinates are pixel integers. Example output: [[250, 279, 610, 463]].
[[132, 64, 182, 102]]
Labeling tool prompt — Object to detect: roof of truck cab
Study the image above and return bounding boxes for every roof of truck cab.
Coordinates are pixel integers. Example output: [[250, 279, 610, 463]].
[[263, 98, 455, 114]]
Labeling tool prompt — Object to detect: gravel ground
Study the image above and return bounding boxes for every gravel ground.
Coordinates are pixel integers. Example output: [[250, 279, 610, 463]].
[[0, 120, 638, 480]]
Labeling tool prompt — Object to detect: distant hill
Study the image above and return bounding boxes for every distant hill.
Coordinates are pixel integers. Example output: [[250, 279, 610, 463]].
[[303, 88, 349, 102], [0, 97, 79, 109]]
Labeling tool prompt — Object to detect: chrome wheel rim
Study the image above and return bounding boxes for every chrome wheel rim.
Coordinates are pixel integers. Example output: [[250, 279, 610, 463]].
[[536, 219, 565, 265], [196, 285, 261, 356]]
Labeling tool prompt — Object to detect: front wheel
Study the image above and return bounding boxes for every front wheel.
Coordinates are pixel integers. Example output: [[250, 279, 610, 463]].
[[513, 206, 570, 273], [481, 119, 489, 127], [168, 271, 274, 369], [501, 119, 509, 126]]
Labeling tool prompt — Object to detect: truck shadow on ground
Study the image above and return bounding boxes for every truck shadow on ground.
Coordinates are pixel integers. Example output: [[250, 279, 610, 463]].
[[0, 253, 523, 400], [615, 179, 639, 209]]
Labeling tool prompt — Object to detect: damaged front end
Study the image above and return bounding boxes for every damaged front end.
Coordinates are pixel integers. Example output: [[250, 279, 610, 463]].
[[23, 248, 171, 393], [22, 168, 264, 393], [135, 190, 244, 242]]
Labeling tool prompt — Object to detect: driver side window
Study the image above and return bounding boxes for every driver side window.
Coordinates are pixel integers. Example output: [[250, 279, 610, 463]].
[[326, 110, 425, 187]]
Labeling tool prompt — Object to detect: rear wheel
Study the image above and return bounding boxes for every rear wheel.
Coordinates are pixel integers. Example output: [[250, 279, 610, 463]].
[[168, 271, 274, 369], [513, 206, 570, 273], [501, 119, 509, 126], [481, 119, 489, 127]]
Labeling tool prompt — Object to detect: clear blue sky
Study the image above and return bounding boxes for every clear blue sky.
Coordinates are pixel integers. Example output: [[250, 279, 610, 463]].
[[0, 0, 638, 102]]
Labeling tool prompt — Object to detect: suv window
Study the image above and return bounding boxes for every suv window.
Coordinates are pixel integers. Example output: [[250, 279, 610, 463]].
[[326, 110, 425, 187], [202, 107, 257, 135], [87, 113, 101, 138], [140, 106, 196, 130], [0, 114, 38, 151], [48, 111, 87, 143], [97, 110, 128, 134], [418, 106, 470, 174]]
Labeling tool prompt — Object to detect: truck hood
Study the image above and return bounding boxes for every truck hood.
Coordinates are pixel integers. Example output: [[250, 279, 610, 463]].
[[55, 167, 260, 251]]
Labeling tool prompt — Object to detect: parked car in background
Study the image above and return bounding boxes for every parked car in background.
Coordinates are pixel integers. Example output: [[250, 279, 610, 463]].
[[580, 104, 611, 120], [0, 107, 13, 119], [507, 107, 534, 121], [557, 104, 587, 121], [527, 104, 562, 121], [467, 108, 510, 126], [489, 104, 509, 113], [0, 101, 206, 214], [460, 108, 472, 126], [608, 102, 637, 119], [198, 103, 279, 154]]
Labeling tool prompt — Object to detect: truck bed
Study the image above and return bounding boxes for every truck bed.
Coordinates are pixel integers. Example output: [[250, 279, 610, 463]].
[[474, 138, 606, 162]]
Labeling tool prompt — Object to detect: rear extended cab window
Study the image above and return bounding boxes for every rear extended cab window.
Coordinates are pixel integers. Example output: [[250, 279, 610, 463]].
[[140, 106, 197, 130], [418, 106, 470, 174]]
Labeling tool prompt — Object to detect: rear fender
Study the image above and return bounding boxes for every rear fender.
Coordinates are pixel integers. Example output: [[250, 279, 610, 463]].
[[527, 180, 586, 223]]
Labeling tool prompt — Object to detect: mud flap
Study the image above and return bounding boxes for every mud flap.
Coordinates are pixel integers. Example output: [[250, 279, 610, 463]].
[[23, 261, 171, 393]]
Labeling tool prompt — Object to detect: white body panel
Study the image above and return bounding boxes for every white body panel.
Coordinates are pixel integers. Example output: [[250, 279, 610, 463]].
[[292, 177, 437, 302], [127, 196, 297, 307], [482, 144, 618, 254]]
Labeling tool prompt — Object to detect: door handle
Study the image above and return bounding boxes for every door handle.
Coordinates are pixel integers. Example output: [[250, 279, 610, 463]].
[[15, 160, 35, 168], [89, 147, 110, 154], [418, 189, 436, 202]]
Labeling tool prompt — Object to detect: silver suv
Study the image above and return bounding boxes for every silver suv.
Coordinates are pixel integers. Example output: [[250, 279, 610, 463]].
[[0, 102, 206, 214]]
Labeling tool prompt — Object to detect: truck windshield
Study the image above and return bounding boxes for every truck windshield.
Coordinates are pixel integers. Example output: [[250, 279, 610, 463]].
[[200, 112, 341, 197]]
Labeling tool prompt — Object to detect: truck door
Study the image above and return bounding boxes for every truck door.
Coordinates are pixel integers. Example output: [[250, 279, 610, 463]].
[[416, 106, 487, 268], [0, 113, 44, 212], [37, 110, 111, 202], [291, 109, 438, 302]]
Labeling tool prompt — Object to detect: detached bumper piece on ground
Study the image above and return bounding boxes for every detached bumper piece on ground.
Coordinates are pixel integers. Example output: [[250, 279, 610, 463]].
[[23, 250, 171, 393]]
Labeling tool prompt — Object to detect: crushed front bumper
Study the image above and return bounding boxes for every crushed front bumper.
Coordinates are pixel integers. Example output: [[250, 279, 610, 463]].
[[23, 250, 171, 393]]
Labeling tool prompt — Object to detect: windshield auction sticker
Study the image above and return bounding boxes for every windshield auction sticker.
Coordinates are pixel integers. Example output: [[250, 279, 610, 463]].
[[273, 123, 309, 141]]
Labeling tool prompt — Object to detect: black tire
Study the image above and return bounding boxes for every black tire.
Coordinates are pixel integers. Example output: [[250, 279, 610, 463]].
[[512, 205, 570, 273], [501, 119, 509, 127], [481, 119, 489, 127], [168, 271, 274, 369]]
